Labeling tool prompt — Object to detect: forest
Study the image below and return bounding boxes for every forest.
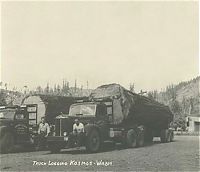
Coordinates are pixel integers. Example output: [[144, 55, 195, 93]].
[[0, 76, 199, 130]]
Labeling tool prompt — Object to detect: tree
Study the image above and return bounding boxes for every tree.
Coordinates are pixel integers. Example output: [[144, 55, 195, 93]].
[[57, 84, 61, 94], [0, 91, 7, 106], [36, 86, 43, 94], [170, 100, 186, 130], [44, 83, 50, 94], [74, 79, 77, 93], [154, 90, 158, 100], [62, 80, 70, 95], [147, 91, 154, 100], [53, 84, 57, 94], [129, 83, 135, 93], [170, 100, 181, 114], [147, 90, 158, 100]]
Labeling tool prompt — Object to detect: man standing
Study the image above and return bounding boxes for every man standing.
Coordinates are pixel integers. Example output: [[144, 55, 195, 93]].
[[36, 116, 50, 150]]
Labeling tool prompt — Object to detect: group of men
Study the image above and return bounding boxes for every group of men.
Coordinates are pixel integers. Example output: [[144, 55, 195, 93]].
[[37, 117, 84, 150]]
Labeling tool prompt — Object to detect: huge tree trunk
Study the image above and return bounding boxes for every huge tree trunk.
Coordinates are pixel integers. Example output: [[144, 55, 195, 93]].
[[90, 84, 173, 130]]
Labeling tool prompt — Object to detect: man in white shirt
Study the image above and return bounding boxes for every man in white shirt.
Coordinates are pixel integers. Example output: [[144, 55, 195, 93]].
[[72, 119, 84, 146], [36, 117, 50, 150], [73, 119, 84, 134]]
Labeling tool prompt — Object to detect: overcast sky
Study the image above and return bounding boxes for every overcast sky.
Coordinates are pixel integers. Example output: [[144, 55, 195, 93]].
[[1, 1, 198, 92]]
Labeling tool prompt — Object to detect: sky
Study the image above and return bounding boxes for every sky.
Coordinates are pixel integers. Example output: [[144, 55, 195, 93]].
[[1, 1, 199, 92]]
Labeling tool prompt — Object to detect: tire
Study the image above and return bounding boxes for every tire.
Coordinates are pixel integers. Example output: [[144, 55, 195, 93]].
[[48, 143, 61, 153], [160, 129, 169, 143], [167, 131, 171, 142], [136, 130, 144, 147], [170, 131, 174, 142], [0, 132, 14, 154], [126, 129, 137, 148], [86, 129, 101, 153], [144, 129, 153, 144]]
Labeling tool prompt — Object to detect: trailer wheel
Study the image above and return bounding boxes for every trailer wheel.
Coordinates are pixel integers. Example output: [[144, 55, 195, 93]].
[[126, 129, 137, 148], [160, 129, 170, 143], [170, 131, 174, 142], [86, 129, 101, 153], [136, 130, 144, 147], [144, 129, 153, 144], [0, 132, 14, 153], [167, 131, 171, 142]]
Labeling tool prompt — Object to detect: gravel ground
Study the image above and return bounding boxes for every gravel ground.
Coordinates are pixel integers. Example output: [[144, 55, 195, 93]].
[[0, 136, 199, 171]]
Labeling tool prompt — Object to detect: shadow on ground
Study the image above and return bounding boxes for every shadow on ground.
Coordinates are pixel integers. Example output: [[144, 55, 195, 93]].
[[1, 139, 178, 155], [44, 139, 178, 155]]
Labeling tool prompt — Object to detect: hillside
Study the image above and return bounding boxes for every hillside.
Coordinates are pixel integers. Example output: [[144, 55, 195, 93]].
[[155, 76, 199, 118], [176, 77, 199, 102]]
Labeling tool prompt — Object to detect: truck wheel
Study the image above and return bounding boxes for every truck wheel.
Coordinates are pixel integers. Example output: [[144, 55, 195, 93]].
[[170, 131, 174, 142], [48, 143, 61, 153], [0, 132, 14, 153], [126, 129, 137, 148], [160, 129, 169, 143], [86, 129, 101, 153], [136, 130, 144, 147], [167, 131, 171, 142], [144, 129, 153, 144]]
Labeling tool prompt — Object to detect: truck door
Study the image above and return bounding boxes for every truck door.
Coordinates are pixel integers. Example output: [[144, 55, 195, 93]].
[[104, 101, 113, 123], [14, 106, 30, 143], [96, 102, 112, 140]]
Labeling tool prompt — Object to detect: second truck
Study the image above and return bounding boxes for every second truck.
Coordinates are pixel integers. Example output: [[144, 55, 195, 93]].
[[47, 84, 174, 153]]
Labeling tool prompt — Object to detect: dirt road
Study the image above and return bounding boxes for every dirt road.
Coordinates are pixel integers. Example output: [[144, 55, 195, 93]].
[[0, 136, 199, 171]]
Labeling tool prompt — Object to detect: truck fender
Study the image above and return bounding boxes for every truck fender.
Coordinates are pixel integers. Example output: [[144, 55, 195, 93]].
[[84, 124, 100, 137]]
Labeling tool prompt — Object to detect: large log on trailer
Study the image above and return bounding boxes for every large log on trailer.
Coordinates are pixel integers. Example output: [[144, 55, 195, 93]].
[[90, 84, 173, 130], [22, 95, 88, 124]]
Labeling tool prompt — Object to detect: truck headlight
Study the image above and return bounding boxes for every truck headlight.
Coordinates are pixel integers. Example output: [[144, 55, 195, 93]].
[[63, 132, 67, 136]]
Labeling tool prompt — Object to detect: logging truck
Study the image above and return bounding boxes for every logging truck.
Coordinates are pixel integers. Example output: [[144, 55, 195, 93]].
[[47, 84, 174, 153], [0, 104, 38, 153], [0, 95, 87, 153]]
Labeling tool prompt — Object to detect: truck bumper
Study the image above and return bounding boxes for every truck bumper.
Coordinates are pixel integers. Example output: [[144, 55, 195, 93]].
[[47, 136, 69, 150], [15, 135, 35, 145], [47, 136, 69, 143]]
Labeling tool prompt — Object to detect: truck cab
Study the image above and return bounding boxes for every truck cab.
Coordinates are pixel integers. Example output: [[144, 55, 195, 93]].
[[47, 100, 118, 153], [0, 104, 38, 153]]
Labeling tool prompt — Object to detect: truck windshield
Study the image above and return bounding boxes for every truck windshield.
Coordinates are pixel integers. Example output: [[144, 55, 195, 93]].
[[69, 104, 96, 116], [0, 110, 15, 120]]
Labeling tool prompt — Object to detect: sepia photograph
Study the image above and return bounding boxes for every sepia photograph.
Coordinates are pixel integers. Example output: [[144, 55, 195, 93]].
[[0, 1, 199, 171]]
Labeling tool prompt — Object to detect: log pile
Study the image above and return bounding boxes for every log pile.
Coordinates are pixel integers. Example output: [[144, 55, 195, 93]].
[[90, 84, 173, 129]]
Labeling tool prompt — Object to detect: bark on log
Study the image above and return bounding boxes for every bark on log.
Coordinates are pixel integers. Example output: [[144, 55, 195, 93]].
[[90, 84, 173, 129]]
